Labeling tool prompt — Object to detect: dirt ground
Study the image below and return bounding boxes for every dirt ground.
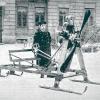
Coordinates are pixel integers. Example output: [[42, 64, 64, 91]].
[[0, 44, 100, 100]]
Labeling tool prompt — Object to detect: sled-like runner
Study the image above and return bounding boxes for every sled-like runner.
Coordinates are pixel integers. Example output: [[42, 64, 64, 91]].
[[71, 79, 100, 85], [40, 85, 88, 95]]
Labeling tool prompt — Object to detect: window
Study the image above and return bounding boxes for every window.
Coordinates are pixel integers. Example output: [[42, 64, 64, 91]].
[[36, 0, 46, 2], [29, 0, 46, 3], [59, 8, 69, 26], [85, 8, 95, 26], [17, 7, 28, 28], [35, 7, 46, 26], [0, 7, 2, 17]]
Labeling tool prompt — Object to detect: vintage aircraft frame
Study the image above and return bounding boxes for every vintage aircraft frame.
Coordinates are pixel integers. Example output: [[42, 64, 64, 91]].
[[0, 10, 100, 95]]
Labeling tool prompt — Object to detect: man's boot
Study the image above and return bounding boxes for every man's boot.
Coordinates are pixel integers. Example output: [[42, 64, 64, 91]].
[[10, 71, 15, 75], [40, 74, 44, 78]]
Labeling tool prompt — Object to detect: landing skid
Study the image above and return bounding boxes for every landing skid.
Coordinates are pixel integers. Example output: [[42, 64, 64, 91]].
[[7, 71, 23, 76], [39, 85, 87, 95], [0, 71, 9, 77], [0, 74, 8, 77], [71, 79, 100, 85]]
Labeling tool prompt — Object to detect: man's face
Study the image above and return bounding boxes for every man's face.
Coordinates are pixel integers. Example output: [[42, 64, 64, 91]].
[[40, 24, 47, 32]]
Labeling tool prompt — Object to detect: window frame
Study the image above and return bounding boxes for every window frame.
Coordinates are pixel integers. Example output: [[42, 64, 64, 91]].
[[16, 6, 28, 28], [59, 8, 69, 26], [35, 7, 46, 26], [29, 0, 46, 3]]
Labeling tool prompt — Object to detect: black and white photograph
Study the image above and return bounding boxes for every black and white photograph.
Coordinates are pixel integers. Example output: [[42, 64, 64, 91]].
[[0, 0, 100, 100]]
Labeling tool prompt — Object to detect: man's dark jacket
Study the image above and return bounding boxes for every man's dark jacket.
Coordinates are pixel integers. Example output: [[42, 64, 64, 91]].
[[33, 30, 51, 67]]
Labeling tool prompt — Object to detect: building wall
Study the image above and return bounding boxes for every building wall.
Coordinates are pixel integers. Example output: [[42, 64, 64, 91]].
[[28, 2, 35, 36], [96, 0, 100, 26], [2, 0, 16, 43], [47, 0, 99, 40], [1, 0, 100, 43], [15, 1, 46, 40]]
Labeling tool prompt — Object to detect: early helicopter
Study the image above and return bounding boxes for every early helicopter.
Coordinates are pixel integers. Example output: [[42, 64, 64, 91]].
[[0, 9, 100, 95]]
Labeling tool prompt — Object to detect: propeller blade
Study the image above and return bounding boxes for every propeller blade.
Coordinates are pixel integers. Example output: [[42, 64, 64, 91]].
[[60, 43, 77, 73], [80, 10, 91, 33]]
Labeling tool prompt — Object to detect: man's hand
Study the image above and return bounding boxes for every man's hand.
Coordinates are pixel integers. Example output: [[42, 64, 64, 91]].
[[32, 43, 40, 55]]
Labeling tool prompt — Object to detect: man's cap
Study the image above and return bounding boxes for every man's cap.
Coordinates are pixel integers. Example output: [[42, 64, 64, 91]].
[[38, 21, 46, 25], [38, 22, 42, 25], [42, 21, 46, 24]]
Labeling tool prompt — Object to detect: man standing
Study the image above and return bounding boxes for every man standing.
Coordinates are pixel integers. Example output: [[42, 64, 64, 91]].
[[33, 21, 51, 77]]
